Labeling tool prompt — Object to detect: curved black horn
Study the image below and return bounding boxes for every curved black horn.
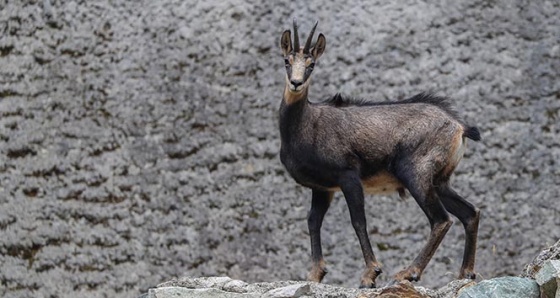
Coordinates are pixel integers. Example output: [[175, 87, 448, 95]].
[[293, 19, 300, 52], [303, 21, 318, 54]]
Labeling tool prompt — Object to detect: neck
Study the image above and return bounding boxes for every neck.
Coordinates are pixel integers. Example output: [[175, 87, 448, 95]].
[[279, 87, 310, 144]]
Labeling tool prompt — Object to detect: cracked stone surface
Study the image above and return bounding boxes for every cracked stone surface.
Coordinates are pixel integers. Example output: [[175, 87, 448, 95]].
[[1, 0, 559, 297]]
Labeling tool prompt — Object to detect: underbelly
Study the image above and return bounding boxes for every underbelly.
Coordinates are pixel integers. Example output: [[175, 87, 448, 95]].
[[327, 171, 404, 194]]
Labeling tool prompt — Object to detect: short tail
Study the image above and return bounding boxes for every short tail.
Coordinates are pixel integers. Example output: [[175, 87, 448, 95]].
[[463, 126, 481, 141]]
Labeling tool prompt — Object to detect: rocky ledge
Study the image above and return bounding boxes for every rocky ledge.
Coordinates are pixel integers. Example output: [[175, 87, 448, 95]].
[[141, 240, 559, 298]]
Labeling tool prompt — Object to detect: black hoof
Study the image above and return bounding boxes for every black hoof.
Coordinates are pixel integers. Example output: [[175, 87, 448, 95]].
[[359, 283, 376, 289], [465, 272, 476, 280], [410, 273, 419, 282]]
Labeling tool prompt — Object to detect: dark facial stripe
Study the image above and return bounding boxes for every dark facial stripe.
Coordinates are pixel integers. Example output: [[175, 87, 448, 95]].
[[303, 68, 313, 82]]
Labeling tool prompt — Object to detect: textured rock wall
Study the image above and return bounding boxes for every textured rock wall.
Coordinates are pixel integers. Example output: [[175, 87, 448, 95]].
[[1, 0, 559, 297]]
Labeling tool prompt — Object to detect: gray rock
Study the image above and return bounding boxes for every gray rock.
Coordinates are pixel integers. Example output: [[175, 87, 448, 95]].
[[433, 279, 475, 298], [152, 277, 370, 297], [535, 260, 560, 298], [223, 279, 251, 293], [158, 276, 235, 290], [149, 287, 259, 298], [457, 277, 540, 298], [145, 277, 482, 298], [523, 239, 560, 278], [263, 283, 311, 298]]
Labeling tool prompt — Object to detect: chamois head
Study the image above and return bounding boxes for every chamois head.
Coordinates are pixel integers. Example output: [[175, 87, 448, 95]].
[[280, 20, 326, 98]]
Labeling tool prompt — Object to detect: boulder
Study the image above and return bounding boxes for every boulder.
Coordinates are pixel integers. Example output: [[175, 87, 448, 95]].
[[523, 240, 560, 279], [535, 260, 560, 298], [457, 276, 539, 298]]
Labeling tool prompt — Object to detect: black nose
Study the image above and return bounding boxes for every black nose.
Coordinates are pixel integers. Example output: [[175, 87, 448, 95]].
[[290, 79, 303, 88]]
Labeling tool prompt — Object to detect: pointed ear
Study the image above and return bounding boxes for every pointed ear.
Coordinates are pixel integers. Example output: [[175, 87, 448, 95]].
[[280, 30, 292, 56], [311, 33, 326, 60]]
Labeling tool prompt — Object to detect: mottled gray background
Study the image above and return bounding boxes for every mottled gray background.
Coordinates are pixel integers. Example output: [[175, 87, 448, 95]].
[[1, 0, 559, 297]]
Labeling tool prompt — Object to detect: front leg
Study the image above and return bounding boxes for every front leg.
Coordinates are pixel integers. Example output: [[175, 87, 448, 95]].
[[307, 189, 333, 282], [339, 172, 383, 288]]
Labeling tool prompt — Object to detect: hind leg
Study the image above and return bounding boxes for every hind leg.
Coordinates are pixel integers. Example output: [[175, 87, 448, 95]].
[[392, 163, 453, 282], [437, 184, 480, 279]]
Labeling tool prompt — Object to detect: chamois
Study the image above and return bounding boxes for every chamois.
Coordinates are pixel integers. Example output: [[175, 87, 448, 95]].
[[278, 20, 481, 288]]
